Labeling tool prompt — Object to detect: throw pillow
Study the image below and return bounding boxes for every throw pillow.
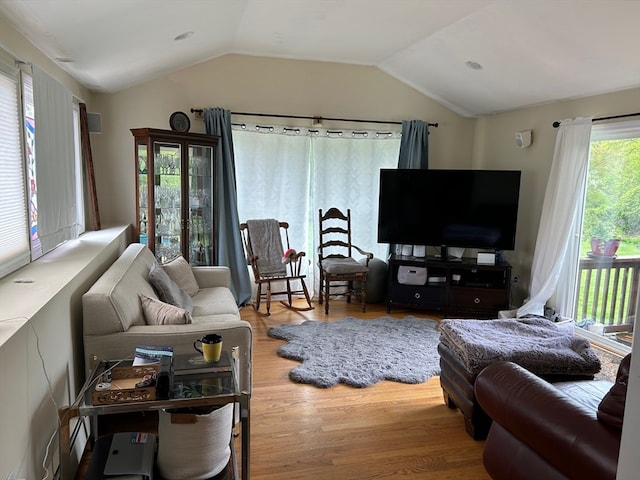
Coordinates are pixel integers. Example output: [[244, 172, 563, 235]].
[[148, 263, 193, 313], [139, 294, 192, 326], [162, 255, 199, 296]]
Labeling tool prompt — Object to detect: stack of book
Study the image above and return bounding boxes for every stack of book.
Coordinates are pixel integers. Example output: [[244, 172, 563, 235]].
[[173, 351, 232, 376]]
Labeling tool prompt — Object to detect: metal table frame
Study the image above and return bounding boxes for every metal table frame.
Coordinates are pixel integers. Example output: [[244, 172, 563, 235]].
[[58, 360, 250, 480]]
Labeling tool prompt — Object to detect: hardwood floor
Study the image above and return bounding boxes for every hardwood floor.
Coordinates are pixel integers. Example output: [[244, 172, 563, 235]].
[[75, 300, 490, 479], [244, 299, 490, 479]]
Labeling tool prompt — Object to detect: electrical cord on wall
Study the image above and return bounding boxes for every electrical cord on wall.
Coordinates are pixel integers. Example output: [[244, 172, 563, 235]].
[[1, 316, 133, 480]]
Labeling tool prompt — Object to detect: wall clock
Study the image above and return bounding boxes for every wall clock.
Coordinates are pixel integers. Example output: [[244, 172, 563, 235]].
[[169, 111, 191, 132]]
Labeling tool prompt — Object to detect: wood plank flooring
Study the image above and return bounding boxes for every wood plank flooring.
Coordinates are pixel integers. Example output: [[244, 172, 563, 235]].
[[74, 299, 490, 479], [244, 299, 489, 479]]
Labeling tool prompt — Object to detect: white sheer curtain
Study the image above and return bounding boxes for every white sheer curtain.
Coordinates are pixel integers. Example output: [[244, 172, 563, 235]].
[[311, 134, 399, 259], [32, 66, 80, 253], [556, 118, 640, 318], [233, 124, 400, 295], [517, 117, 593, 317]]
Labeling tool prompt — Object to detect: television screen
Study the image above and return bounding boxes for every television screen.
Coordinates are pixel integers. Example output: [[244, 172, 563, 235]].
[[377, 169, 521, 251]]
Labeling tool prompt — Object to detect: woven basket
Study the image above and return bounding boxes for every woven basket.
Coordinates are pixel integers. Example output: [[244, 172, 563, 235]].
[[157, 403, 233, 480]]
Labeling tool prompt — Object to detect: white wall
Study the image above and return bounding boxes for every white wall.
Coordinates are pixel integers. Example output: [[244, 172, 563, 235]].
[[90, 53, 477, 228], [1, 19, 107, 480], [2, 14, 640, 477], [472, 87, 640, 306], [0, 227, 131, 479]]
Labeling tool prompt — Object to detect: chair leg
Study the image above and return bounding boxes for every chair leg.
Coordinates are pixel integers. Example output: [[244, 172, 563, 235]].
[[255, 284, 262, 311], [318, 270, 324, 305], [301, 279, 313, 310], [266, 282, 272, 315], [286, 279, 293, 307], [279, 278, 314, 312], [361, 278, 367, 312], [324, 279, 330, 315], [346, 280, 352, 304]]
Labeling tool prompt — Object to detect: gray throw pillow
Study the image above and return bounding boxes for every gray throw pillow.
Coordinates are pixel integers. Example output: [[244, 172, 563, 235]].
[[140, 294, 192, 326], [148, 263, 193, 314], [162, 255, 199, 296]]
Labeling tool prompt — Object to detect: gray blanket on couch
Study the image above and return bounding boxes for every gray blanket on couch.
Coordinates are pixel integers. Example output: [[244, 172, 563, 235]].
[[438, 317, 601, 376]]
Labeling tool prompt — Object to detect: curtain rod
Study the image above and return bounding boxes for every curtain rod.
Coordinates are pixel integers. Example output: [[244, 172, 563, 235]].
[[552, 112, 640, 128], [190, 108, 438, 128]]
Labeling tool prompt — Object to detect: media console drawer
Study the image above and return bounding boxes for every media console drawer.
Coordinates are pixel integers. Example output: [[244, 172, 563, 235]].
[[448, 288, 508, 314], [386, 254, 511, 318], [390, 284, 445, 308]]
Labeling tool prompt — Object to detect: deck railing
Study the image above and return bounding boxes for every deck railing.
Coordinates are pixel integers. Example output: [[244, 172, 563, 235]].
[[576, 255, 640, 329]]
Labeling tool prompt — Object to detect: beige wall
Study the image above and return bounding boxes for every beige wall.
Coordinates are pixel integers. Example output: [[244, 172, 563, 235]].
[[90, 54, 476, 228], [92, 52, 640, 307], [474, 87, 640, 304], [3, 16, 640, 475], [0, 15, 93, 104]]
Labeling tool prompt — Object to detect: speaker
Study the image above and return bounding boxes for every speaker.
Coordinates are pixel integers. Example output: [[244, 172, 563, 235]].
[[515, 130, 531, 149], [87, 112, 102, 133], [401, 244, 413, 256]]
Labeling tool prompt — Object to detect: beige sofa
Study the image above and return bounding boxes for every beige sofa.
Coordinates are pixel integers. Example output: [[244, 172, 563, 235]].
[[82, 243, 252, 392]]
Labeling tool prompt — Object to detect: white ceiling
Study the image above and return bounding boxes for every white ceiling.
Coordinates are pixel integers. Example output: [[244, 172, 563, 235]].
[[1, 0, 639, 117]]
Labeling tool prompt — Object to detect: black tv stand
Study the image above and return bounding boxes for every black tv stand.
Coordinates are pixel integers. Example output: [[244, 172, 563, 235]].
[[386, 254, 512, 318]]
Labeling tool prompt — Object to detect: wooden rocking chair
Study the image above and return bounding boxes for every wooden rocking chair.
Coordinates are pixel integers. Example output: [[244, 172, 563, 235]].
[[240, 219, 314, 316]]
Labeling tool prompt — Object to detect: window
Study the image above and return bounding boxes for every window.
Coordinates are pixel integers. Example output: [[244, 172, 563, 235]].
[[0, 52, 85, 278], [233, 123, 400, 293], [0, 59, 29, 277], [567, 119, 640, 351]]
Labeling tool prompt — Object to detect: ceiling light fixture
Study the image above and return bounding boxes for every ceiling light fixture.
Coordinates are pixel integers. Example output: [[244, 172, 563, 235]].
[[174, 31, 194, 41], [465, 60, 483, 70]]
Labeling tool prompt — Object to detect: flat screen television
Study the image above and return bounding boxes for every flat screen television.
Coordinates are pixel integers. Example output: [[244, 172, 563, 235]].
[[378, 169, 521, 254]]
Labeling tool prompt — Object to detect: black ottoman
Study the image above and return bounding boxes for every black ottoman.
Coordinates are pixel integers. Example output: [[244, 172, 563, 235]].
[[439, 341, 598, 440], [439, 342, 492, 440]]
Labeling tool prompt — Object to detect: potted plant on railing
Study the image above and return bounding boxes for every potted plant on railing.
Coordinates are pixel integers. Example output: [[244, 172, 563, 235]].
[[589, 237, 621, 258]]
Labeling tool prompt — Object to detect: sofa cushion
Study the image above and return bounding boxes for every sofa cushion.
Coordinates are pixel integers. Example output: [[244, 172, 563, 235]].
[[597, 374, 629, 431], [140, 294, 192, 326], [82, 243, 159, 334], [149, 263, 193, 313], [162, 256, 200, 296], [191, 287, 240, 317]]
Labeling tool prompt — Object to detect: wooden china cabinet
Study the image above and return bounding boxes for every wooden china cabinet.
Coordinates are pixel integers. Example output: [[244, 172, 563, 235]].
[[132, 128, 219, 265]]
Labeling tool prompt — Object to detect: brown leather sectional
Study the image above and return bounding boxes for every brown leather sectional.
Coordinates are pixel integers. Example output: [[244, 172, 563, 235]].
[[474, 354, 630, 480]]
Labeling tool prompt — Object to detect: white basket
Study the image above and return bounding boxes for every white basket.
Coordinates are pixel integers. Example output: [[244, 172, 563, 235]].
[[157, 403, 233, 480]]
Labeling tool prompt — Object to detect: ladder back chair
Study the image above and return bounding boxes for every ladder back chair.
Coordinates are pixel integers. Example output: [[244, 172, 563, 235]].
[[318, 208, 373, 314], [240, 219, 313, 316]]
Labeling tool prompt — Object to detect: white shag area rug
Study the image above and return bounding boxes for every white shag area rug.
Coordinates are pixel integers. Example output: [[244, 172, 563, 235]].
[[268, 316, 441, 388]]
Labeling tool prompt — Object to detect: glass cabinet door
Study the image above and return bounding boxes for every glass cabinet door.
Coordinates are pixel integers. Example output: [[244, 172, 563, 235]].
[[136, 141, 150, 247], [154, 141, 182, 264], [188, 145, 214, 265], [133, 128, 218, 266]]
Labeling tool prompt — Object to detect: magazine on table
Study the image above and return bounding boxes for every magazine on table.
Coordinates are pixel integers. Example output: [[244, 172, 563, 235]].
[[132, 345, 174, 366]]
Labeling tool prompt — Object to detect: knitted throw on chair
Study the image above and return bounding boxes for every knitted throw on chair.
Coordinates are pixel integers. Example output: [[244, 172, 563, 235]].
[[246, 219, 286, 277]]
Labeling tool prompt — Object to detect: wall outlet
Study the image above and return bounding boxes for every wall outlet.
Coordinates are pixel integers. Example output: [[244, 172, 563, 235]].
[[512, 274, 520, 284]]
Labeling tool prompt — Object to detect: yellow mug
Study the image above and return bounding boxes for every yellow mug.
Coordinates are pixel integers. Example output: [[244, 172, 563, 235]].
[[194, 333, 223, 362]]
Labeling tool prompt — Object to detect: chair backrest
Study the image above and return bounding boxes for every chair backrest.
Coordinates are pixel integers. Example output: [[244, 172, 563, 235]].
[[240, 220, 291, 278], [318, 208, 354, 260]]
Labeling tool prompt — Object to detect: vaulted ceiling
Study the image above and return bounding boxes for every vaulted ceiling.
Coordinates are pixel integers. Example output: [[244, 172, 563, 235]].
[[1, 0, 638, 117]]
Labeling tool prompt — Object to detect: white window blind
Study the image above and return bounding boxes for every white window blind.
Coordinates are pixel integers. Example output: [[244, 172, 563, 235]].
[[0, 61, 29, 278]]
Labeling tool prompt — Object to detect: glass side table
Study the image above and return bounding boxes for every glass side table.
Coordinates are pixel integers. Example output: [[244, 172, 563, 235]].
[[58, 355, 250, 480]]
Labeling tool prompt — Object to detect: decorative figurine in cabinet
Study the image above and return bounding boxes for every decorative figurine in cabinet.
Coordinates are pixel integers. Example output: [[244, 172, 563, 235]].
[[132, 128, 219, 265]]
